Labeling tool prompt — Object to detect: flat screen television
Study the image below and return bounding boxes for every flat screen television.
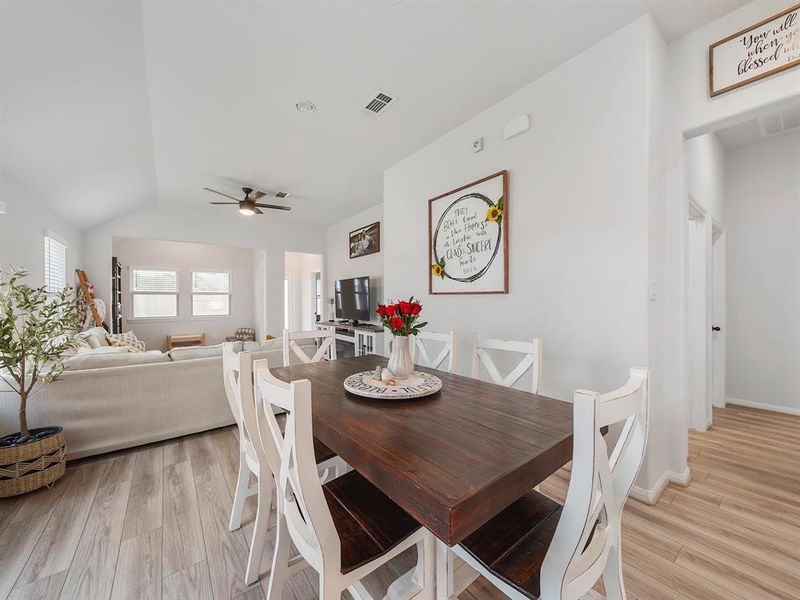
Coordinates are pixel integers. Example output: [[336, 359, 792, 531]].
[[335, 276, 371, 323]]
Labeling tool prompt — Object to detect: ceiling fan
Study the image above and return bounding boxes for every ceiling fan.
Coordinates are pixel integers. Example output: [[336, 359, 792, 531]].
[[204, 186, 291, 216]]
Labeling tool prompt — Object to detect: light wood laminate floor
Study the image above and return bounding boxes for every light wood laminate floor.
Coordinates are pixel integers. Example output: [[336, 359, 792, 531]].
[[0, 404, 797, 600]]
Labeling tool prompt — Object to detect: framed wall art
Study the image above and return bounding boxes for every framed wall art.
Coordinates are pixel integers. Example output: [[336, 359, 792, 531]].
[[709, 3, 800, 97], [428, 170, 508, 295], [349, 221, 381, 259]]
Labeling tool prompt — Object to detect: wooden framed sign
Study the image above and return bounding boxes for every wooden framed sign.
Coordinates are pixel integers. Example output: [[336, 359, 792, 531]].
[[428, 170, 508, 295], [709, 3, 800, 97]]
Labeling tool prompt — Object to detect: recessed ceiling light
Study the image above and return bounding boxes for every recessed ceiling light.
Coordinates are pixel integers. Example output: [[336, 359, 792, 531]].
[[296, 100, 316, 113]]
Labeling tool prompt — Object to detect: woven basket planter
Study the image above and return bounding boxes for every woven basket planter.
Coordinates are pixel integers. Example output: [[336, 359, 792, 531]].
[[0, 427, 66, 497]]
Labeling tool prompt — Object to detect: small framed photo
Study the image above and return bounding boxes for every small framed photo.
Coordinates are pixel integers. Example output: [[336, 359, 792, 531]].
[[349, 221, 381, 259]]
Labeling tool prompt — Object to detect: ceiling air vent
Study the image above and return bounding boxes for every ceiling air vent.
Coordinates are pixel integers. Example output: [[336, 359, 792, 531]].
[[275, 191, 289, 199], [362, 91, 395, 116]]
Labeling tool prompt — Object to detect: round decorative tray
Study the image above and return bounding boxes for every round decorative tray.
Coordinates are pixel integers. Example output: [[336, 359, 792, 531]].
[[343, 370, 443, 400]]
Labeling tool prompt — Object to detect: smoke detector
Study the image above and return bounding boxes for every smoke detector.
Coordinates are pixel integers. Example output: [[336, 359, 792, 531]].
[[295, 100, 316, 113]]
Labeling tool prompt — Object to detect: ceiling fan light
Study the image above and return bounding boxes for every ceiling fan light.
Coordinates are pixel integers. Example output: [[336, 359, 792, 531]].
[[239, 206, 255, 216]]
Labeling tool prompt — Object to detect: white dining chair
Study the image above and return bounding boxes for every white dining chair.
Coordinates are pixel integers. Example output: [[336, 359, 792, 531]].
[[440, 367, 649, 600], [283, 327, 337, 366], [471, 336, 543, 394], [253, 360, 436, 600], [222, 344, 344, 585], [412, 330, 456, 373]]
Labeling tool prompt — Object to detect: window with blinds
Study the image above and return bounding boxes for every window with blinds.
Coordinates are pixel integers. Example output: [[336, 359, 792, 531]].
[[192, 271, 231, 316], [44, 234, 67, 293], [130, 268, 178, 319]]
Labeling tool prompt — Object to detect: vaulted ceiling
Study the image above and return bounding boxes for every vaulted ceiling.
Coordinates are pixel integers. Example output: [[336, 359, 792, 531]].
[[1, 0, 747, 230]]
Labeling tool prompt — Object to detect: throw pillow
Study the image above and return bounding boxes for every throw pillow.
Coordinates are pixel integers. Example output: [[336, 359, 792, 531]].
[[106, 331, 146, 352]]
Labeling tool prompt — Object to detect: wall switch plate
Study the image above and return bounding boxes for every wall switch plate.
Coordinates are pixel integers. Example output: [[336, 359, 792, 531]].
[[472, 137, 484, 153]]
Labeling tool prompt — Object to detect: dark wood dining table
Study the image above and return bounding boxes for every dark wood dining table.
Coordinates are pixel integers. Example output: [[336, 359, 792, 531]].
[[269, 354, 575, 548]]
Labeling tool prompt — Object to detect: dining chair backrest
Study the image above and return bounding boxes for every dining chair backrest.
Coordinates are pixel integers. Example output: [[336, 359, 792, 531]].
[[540, 367, 649, 600], [253, 361, 339, 572], [222, 343, 270, 470], [412, 330, 456, 373], [471, 336, 543, 394], [283, 328, 336, 367]]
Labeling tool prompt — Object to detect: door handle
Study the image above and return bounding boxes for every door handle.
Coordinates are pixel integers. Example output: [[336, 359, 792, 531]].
[[712, 326, 721, 332]]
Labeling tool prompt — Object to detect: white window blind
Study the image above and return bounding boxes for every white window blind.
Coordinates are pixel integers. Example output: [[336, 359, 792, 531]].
[[192, 271, 231, 316], [44, 234, 67, 293], [131, 268, 178, 318]]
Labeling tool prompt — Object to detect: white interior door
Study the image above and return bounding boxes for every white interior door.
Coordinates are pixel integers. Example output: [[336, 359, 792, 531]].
[[711, 225, 726, 409], [284, 273, 295, 331], [687, 200, 712, 431]]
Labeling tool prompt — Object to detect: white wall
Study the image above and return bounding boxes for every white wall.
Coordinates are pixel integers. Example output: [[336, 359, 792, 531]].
[[724, 131, 800, 413], [324, 204, 383, 324], [383, 19, 651, 402], [685, 132, 726, 224], [112, 238, 256, 350], [0, 173, 82, 289], [644, 14, 680, 493], [669, 0, 800, 137], [82, 202, 326, 338], [284, 251, 323, 331]]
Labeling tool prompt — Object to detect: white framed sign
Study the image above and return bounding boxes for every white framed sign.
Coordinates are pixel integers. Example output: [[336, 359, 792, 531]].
[[709, 3, 800, 97], [428, 170, 508, 295]]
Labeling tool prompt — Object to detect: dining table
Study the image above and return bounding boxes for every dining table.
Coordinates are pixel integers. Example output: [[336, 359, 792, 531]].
[[269, 354, 576, 599]]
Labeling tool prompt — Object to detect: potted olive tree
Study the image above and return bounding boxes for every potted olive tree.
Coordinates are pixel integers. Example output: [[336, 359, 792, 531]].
[[0, 269, 80, 497]]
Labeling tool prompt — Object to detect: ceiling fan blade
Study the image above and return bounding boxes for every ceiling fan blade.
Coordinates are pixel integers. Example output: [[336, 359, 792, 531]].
[[209, 201, 240, 205], [204, 187, 241, 202], [254, 207, 264, 215], [254, 203, 291, 211], [250, 190, 266, 200]]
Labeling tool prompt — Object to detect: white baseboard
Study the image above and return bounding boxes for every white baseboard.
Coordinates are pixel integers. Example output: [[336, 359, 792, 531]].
[[630, 466, 691, 505], [726, 397, 800, 416]]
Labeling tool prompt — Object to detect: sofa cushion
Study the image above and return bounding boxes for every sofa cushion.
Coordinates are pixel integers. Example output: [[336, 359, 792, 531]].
[[169, 342, 241, 361], [63, 349, 169, 371], [242, 338, 283, 352]]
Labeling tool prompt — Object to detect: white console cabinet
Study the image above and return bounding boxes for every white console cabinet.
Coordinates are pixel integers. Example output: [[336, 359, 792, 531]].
[[317, 321, 384, 357]]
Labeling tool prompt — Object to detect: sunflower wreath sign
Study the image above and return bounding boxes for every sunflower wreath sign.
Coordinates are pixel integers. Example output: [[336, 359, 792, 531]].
[[428, 170, 508, 294]]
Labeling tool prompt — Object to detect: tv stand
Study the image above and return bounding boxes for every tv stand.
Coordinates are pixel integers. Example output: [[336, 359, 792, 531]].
[[319, 321, 383, 357]]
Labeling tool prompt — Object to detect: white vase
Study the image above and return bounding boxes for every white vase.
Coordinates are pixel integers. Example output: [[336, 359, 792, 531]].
[[387, 335, 413, 380]]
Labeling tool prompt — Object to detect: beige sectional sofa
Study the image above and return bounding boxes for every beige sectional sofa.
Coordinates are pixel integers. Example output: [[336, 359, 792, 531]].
[[0, 335, 300, 460]]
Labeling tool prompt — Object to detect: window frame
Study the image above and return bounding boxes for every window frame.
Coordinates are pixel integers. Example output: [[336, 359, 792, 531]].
[[190, 270, 232, 319], [128, 267, 180, 322], [44, 231, 68, 294]]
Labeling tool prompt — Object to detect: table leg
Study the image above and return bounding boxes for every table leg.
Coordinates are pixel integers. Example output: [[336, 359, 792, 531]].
[[435, 540, 457, 600], [385, 541, 425, 600]]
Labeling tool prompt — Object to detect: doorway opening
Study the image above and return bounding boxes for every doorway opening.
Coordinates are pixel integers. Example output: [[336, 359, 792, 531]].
[[284, 251, 323, 332], [684, 102, 800, 439]]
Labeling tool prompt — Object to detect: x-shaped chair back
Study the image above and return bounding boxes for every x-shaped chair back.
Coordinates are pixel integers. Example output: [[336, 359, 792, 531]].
[[540, 367, 649, 600], [253, 362, 340, 571], [471, 336, 542, 394], [282, 328, 337, 367], [412, 330, 455, 373]]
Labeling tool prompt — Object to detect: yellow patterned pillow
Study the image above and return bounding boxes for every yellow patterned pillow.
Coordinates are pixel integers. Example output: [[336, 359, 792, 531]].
[[106, 331, 145, 352]]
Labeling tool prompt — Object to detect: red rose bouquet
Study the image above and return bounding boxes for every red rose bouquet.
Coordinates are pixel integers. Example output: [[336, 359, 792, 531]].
[[376, 297, 427, 336]]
